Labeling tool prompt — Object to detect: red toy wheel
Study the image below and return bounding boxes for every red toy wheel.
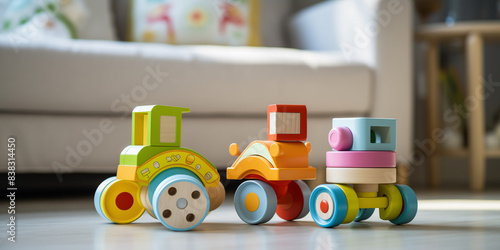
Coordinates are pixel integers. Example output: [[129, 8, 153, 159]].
[[276, 180, 311, 221]]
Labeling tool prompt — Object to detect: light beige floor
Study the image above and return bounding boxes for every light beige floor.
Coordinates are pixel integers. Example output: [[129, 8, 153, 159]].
[[1, 189, 500, 250]]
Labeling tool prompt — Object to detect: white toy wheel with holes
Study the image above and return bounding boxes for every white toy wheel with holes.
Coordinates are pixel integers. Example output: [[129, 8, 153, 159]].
[[152, 174, 209, 231]]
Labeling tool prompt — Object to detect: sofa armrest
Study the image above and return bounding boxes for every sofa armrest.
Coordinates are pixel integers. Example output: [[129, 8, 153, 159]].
[[289, 0, 414, 163]]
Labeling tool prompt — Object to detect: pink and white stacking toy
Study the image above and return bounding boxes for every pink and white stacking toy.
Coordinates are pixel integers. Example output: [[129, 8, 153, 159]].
[[309, 118, 418, 228]]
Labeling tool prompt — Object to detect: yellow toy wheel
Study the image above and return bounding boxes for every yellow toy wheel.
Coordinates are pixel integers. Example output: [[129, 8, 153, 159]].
[[337, 185, 359, 224], [97, 177, 145, 224], [378, 184, 403, 220]]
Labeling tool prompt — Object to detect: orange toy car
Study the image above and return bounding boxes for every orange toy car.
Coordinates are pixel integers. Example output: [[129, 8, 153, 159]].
[[227, 104, 316, 224]]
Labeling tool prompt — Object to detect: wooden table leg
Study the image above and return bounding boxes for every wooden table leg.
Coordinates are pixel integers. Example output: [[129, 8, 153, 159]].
[[466, 33, 486, 191], [426, 41, 440, 188], [396, 163, 410, 185]]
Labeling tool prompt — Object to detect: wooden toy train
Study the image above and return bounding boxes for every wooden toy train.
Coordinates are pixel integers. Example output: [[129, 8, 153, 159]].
[[95, 104, 417, 231]]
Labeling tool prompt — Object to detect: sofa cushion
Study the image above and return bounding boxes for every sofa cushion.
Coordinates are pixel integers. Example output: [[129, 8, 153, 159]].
[[113, 0, 295, 47], [129, 0, 260, 46], [0, 37, 372, 115], [0, 0, 116, 40]]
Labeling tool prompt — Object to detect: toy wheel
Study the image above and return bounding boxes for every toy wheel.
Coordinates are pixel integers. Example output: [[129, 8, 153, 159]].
[[337, 185, 359, 224], [206, 181, 226, 211], [139, 186, 156, 219], [276, 180, 311, 221], [390, 185, 418, 225], [94, 177, 145, 224], [234, 180, 277, 225], [354, 208, 375, 222], [95, 177, 116, 221], [309, 184, 348, 228], [152, 174, 209, 231], [378, 184, 403, 220]]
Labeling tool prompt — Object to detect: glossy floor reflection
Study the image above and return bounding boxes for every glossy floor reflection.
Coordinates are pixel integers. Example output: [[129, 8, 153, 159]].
[[2, 190, 500, 250]]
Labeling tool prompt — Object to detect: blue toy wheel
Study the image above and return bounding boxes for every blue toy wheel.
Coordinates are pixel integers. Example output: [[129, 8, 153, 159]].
[[152, 174, 209, 231], [390, 185, 418, 225], [234, 180, 277, 225], [309, 184, 348, 228], [354, 208, 375, 222]]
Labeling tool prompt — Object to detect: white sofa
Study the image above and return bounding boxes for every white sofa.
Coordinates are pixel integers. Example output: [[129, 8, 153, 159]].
[[0, 0, 413, 184]]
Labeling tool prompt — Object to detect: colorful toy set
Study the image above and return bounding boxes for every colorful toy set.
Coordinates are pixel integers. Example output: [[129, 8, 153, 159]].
[[95, 104, 417, 230], [94, 105, 225, 231], [309, 118, 418, 227], [226, 104, 316, 224]]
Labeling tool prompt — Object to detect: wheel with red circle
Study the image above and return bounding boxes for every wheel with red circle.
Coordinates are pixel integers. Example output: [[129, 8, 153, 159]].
[[94, 177, 145, 224], [309, 184, 348, 228], [276, 180, 311, 221]]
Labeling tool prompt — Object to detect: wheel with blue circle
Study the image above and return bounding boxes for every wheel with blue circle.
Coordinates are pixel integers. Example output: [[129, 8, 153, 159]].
[[354, 208, 375, 222], [390, 185, 418, 225], [234, 180, 277, 225], [152, 174, 209, 231], [276, 180, 311, 221], [309, 184, 348, 228], [94, 176, 145, 224]]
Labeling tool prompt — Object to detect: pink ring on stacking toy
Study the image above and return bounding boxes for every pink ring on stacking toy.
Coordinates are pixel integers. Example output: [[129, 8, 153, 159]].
[[326, 151, 396, 168], [328, 127, 353, 151]]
